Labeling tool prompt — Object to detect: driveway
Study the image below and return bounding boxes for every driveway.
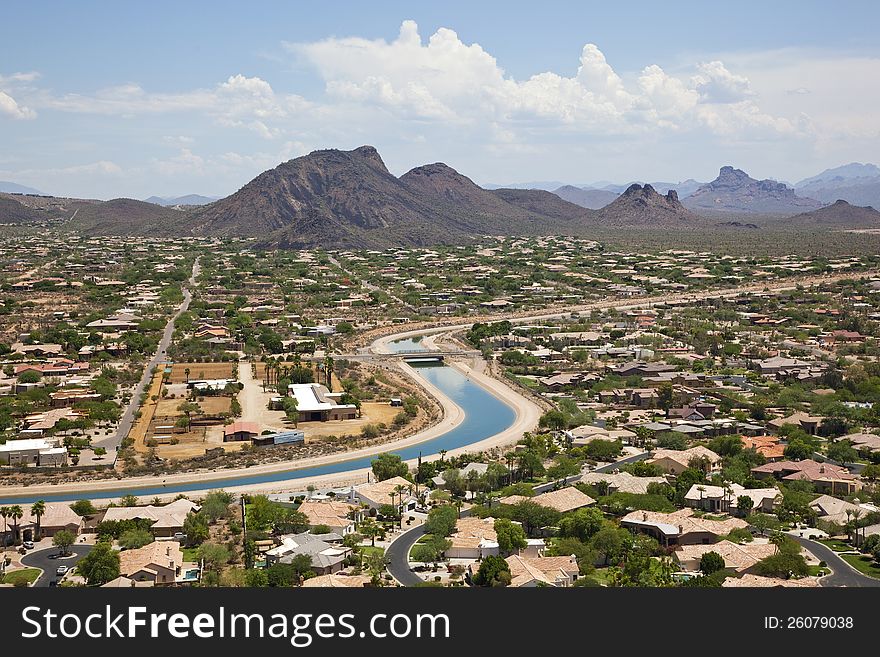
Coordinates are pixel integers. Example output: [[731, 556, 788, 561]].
[[20, 544, 93, 587], [790, 535, 880, 587]]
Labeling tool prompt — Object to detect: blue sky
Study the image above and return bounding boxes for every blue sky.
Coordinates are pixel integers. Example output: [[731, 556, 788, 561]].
[[2, 0, 879, 198]]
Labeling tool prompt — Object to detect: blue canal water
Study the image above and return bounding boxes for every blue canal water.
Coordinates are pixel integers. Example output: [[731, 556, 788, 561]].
[[0, 347, 515, 504]]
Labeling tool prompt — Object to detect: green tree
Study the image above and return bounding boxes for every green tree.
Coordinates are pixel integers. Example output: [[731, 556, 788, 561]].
[[410, 535, 451, 563], [120, 494, 139, 507], [118, 528, 154, 550], [424, 505, 458, 538], [198, 542, 231, 572], [700, 551, 725, 575], [591, 526, 631, 566], [558, 507, 605, 542], [52, 529, 76, 556], [471, 555, 511, 587], [371, 453, 409, 481], [182, 512, 210, 545], [494, 518, 527, 554], [77, 542, 120, 585]]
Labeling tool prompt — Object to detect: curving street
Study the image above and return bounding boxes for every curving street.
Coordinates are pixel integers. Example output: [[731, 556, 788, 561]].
[[20, 544, 93, 587], [790, 536, 880, 588]]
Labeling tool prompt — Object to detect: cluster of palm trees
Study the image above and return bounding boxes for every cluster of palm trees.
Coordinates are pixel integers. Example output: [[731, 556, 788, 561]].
[[262, 354, 336, 391], [0, 500, 46, 548]]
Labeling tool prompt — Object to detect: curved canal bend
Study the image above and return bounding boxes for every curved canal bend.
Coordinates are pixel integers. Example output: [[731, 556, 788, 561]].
[[0, 339, 516, 504]]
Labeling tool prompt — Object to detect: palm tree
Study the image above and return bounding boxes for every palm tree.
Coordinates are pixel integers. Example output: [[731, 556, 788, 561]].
[[184, 367, 190, 383], [9, 505, 23, 546], [393, 485, 407, 527], [439, 450, 448, 468], [30, 500, 46, 541], [324, 355, 334, 390], [0, 506, 9, 551]]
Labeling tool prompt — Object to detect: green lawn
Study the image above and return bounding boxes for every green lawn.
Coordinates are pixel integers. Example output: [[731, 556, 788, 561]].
[[807, 565, 830, 577], [818, 538, 852, 552], [840, 553, 880, 579], [182, 547, 200, 562], [0, 568, 41, 586], [359, 545, 386, 557]]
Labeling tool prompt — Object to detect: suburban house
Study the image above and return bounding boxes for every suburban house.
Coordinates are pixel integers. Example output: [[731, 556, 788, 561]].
[[287, 383, 358, 422], [296, 499, 361, 535], [578, 470, 667, 494], [432, 462, 489, 488], [101, 576, 154, 588], [446, 516, 500, 560], [119, 541, 190, 585], [223, 421, 261, 442], [12, 503, 83, 542], [0, 438, 68, 466], [301, 574, 372, 588], [648, 446, 722, 476], [767, 412, 824, 435], [750, 460, 861, 494], [505, 554, 579, 587], [499, 487, 595, 514], [843, 432, 880, 456], [101, 499, 200, 537], [620, 508, 748, 546], [354, 476, 418, 512], [683, 483, 780, 514], [674, 540, 777, 574], [740, 435, 786, 460], [265, 532, 350, 575], [808, 494, 874, 526], [721, 574, 820, 588]]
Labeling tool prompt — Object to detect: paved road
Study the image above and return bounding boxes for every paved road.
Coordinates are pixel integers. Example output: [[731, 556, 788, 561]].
[[386, 509, 474, 587], [385, 523, 429, 587], [594, 451, 651, 473], [20, 544, 93, 587], [791, 535, 880, 587], [94, 257, 200, 454]]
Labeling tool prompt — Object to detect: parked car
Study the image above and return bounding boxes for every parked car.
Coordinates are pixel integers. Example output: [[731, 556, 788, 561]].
[[55, 566, 68, 576], [22, 540, 34, 549]]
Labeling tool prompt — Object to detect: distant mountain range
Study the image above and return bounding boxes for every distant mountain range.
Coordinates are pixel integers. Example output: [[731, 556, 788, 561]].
[[682, 166, 823, 214], [794, 162, 880, 208], [0, 181, 41, 195], [2, 149, 880, 246], [145, 194, 218, 206]]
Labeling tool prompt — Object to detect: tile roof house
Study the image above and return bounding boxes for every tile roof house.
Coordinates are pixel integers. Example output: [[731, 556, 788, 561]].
[[17, 503, 83, 540], [447, 516, 500, 560], [675, 540, 777, 574], [767, 412, 824, 435], [505, 554, 579, 587], [498, 487, 596, 514], [620, 508, 748, 546], [265, 532, 351, 575], [684, 483, 780, 514], [578, 470, 667, 495], [119, 541, 186, 585], [843, 433, 880, 454], [648, 446, 722, 475], [721, 574, 820, 588], [751, 459, 861, 494], [354, 476, 418, 512], [301, 574, 372, 588], [296, 499, 361, 535], [101, 499, 200, 537]]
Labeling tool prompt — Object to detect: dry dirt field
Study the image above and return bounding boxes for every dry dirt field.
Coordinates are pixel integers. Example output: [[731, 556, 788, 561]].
[[169, 362, 237, 383]]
